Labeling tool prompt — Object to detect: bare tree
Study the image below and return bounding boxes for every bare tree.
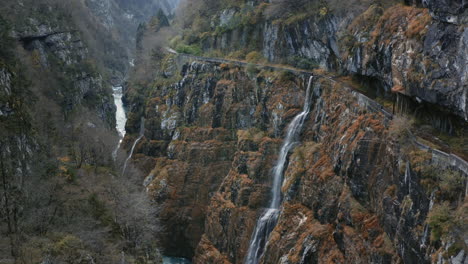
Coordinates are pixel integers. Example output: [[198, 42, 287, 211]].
[[107, 171, 162, 259]]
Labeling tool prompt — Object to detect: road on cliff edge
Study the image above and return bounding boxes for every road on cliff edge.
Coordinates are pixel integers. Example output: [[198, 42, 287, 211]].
[[163, 48, 468, 176]]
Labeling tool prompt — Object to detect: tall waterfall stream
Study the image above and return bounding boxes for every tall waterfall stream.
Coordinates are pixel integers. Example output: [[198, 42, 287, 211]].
[[112, 84, 145, 177], [121, 117, 145, 176], [245, 76, 314, 264], [112, 86, 127, 159]]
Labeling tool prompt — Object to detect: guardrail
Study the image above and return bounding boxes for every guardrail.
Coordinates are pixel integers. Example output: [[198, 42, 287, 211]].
[[173, 52, 468, 179], [174, 52, 313, 75], [350, 86, 468, 178]]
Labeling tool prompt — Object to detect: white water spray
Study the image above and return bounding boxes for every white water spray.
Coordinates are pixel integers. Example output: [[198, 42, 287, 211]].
[[112, 86, 127, 159], [245, 76, 314, 264], [420, 190, 436, 249], [122, 118, 145, 176]]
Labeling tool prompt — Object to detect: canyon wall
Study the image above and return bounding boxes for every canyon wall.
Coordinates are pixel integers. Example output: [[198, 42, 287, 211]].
[[0, 1, 175, 263], [120, 0, 467, 263], [125, 58, 466, 263], [174, 0, 467, 121]]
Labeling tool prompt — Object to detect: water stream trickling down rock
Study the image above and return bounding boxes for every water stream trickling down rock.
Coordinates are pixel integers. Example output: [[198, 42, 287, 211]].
[[245, 76, 314, 264], [122, 117, 145, 176]]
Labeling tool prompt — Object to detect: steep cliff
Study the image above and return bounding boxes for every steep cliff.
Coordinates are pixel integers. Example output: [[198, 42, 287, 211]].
[[0, 1, 174, 263], [84, 0, 180, 79], [194, 68, 466, 264], [124, 54, 466, 263], [169, 0, 467, 122], [102, 0, 468, 263], [343, 3, 467, 123]]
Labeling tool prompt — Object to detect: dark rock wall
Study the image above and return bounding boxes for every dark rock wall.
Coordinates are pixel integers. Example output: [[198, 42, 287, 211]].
[[121, 1, 468, 263], [197, 1, 467, 120], [125, 59, 466, 263]]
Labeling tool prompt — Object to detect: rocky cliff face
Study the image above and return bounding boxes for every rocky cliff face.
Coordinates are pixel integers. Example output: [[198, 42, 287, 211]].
[[175, 0, 467, 121], [124, 56, 312, 256], [343, 3, 468, 122], [194, 73, 431, 264], [85, 0, 180, 76], [119, 0, 467, 263], [0, 1, 171, 262], [424, 0, 468, 24], [124, 54, 466, 263], [13, 12, 115, 127], [199, 2, 341, 71]]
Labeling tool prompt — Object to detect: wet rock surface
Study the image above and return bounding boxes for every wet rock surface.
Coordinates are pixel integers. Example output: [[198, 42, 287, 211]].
[[121, 1, 468, 263], [125, 60, 467, 263], [126, 61, 307, 258], [193, 70, 466, 264]]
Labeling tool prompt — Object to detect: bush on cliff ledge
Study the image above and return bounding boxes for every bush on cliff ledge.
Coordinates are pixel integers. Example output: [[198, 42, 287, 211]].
[[175, 44, 202, 56], [427, 202, 457, 243]]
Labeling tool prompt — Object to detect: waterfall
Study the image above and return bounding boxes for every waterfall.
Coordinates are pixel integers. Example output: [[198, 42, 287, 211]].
[[420, 190, 436, 249], [121, 118, 145, 176], [245, 76, 314, 264], [404, 162, 412, 194], [112, 86, 127, 160]]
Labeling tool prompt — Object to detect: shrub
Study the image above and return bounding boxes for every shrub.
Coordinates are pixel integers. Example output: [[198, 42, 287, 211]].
[[407, 149, 432, 173], [227, 49, 247, 60], [220, 63, 230, 70], [169, 35, 182, 49], [52, 235, 88, 263], [245, 51, 264, 63], [246, 63, 259, 75], [348, 4, 384, 33], [175, 44, 202, 56], [319, 7, 329, 16], [295, 58, 319, 70], [65, 166, 77, 182], [370, 5, 431, 44], [438, 170, 464, 201], [427, 202, 456, 242], [237, 127, 265, 142], [388, 116, 414, 140], [289, 56, 319, 70], [406, 9, 432, 39], [278, 70, 295, 83], [384, 184, 397, 198]]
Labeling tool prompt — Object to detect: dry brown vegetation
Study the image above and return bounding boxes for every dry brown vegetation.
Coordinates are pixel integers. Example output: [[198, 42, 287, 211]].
[[371, 4, 432, 43], [388, 115, 414, 140]]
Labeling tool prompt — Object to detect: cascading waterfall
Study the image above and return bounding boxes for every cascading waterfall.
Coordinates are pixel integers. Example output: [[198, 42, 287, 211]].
[[112, 86, 128, 160], [420, 190, 436, 249], [404, 162, 412, 193], [121, 117, 145, 176], [245, 76, 314, 264]]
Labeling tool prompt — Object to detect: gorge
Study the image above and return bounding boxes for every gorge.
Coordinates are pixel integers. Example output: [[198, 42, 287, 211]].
[[1, 0, 467, 264]]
